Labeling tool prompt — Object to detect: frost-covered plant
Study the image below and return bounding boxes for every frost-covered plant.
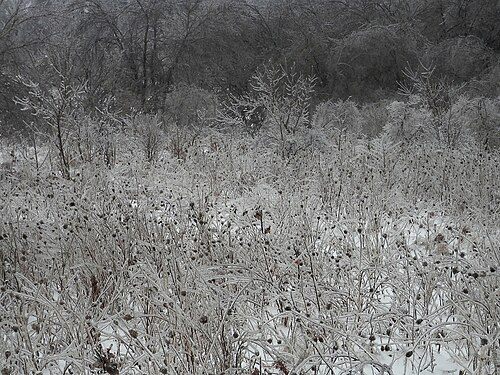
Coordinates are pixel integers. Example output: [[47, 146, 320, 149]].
[[398, 62, 469, 147], [71, 114, 118, 168], [156, 85, 218, 161], [313, 99, 362, 136], [162, 84, 218, 128], [359, 100, 389, 138], [450, 96, 500, 149], [383, 98, 431, 144], [221, 63, 316, 158], [125, 113, 164, 163], [14, 75, 86, 179]]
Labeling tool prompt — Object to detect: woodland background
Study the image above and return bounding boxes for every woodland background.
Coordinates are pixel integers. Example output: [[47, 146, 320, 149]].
[[1, 0, 499, 136]]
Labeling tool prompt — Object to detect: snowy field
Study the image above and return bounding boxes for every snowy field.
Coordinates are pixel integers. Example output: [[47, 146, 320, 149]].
[[2, 0, 500, 373], [0, 130, 499, 375]]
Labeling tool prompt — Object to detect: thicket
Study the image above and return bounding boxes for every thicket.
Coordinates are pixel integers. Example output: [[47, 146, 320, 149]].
[[1, 63, 499, 374]]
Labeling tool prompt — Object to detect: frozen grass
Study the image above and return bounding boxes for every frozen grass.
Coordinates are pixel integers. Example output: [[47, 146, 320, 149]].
[[0, 128, 499, 375]]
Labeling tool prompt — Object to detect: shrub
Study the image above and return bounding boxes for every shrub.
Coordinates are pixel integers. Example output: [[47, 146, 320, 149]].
[[220, 63, 316, 158], [313, 99, 362, 136], [15, 75, 86, 179], [125, 113, 164, 163], [359, 100, 389, 138], [383, 98, 431, 144]]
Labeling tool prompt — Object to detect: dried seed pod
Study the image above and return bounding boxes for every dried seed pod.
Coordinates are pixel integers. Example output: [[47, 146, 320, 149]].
[[434, 233, 445, 243], [129, 329, 138, 338]]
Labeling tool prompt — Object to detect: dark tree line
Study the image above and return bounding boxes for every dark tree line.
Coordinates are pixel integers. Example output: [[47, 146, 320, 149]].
[[1, 0, 499, 134]]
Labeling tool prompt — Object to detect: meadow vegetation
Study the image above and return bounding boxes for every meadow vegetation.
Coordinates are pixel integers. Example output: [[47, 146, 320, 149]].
[[1, 64, 499, 375]]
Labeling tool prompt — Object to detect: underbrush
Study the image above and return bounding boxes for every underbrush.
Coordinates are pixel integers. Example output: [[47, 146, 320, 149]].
[[0, 130, 499, 375]]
